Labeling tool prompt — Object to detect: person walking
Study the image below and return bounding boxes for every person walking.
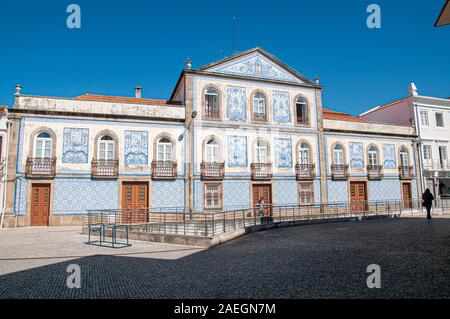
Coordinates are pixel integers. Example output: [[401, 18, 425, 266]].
[[422, 188, 434, 220], [257, 197, 265, 223]]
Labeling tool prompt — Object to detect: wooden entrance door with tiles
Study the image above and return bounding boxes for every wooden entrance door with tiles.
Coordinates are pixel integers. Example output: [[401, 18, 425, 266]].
[[30, 184, 51, 226], [122, 182, 148, 224], [402, 183, 412, 209], [350, 181, 367, 212], [252, 184, 272, 217]]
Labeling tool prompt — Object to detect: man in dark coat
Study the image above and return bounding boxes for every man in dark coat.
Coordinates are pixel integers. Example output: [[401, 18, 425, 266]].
[[422, 188, 434, 220]]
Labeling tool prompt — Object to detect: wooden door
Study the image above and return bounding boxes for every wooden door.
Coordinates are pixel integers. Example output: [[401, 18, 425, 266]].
[[350, 182, 367, 212], [30, 184, 51, 226], [122, 182, 148, 224], [402, 183, 412, 209], [252, 184, 272, 216]]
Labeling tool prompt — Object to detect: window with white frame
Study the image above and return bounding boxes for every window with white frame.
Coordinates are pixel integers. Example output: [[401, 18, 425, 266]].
[[333, 143, 345, 165], [253, 92, 266, 118], [157, 138, 173, 161], [34, 132, 52, 158], [420, 111, 429, 126], [298, 142, 311, 164], [400, 148, 409, 167], [205, 139, 219, 163], [204, 183, 222, 210], [368, 146, 379, 166], [436, 112, 444, 127], [98, 135, 115, 160], [256, 140, 269, 163], [204, 87, 220, 118], [423, 145, 432, 161], [299, 183, 314, 205], [295, 97, 309, 124], [439, 146, 448, 166]]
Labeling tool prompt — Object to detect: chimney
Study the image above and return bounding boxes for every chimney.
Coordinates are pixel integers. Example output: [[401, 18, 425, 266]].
[[135, 85, 142, 99], [15, 84, 22, 97], [408, 82, 418, 96]]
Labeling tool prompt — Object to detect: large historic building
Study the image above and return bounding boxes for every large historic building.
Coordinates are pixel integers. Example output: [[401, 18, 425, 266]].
[[1, 48, 421, 227]]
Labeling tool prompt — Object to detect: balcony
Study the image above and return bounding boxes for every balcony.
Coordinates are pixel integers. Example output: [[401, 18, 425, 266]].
[[204, 109, 221, 120], [399, 165, 413, 180], [295, 163, 315, 180], [367, 165, 383, 180], [331, 164, 349, 180], [200, 162, 225, 180], [296, 117, 309, 126], [252, 113, 267, 122], [423, 160, 450, 171], [251, 163, 273, 180], [26, 157, 56, 178], [91, 159, 119, 179], [151, 161, 177, 179]]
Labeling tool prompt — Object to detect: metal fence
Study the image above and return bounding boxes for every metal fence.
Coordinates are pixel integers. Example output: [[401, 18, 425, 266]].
[[85, 198, 450, 238]]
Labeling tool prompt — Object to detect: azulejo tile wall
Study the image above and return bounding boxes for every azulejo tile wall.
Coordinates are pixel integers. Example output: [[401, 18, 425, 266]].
[[273, 180, 298, 206], [272, 91, 291, 123], [62, 128, 89, 163], [124, 130, 148, 165], [349, 142, 364, 169], [327, 180, 349, 203], [228, 136, 248, 167], [226, 87, 247, 120], [14, 179, 27, 216], [223, 180, 250, 210], [207, 52, 301, 83], [368, 179, 401, 201], [151, 180, 185, 208], [275, 138, 292, 168], [194, 180, 204, 212], [53, 179, 118, 214], [382, 144, 396, 169]]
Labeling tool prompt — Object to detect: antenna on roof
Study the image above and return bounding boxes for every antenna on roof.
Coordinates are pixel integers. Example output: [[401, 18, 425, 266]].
[[232, 17, 237, 55]]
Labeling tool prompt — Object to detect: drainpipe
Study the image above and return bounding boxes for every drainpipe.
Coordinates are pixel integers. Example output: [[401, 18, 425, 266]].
[[413, 101, 426, 194], [0, 116, 12, 229]]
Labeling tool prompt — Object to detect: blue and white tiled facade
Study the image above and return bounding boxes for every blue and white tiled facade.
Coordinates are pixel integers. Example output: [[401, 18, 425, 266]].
[[5, 48, 421, 227]]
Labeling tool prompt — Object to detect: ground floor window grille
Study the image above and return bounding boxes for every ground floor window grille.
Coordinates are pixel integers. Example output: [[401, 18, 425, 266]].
[[204, 183, 222, 210], [299, 183, 314, 205]]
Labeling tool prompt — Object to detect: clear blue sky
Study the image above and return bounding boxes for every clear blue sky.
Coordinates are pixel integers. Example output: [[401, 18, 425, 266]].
[[0, 0, 448, 115]]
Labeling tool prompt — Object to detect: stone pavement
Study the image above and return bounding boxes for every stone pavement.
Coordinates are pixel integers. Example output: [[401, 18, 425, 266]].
[[0, 226, 204, 276], [1, 217, 450, 298]]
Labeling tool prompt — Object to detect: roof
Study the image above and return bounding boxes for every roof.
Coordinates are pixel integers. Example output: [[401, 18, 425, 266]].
[[435, 0, 450, 26], [199, 47, 314, 84], [323, 108, 367, 122], [359, 97, 408, 116], [74, 94, 181, 106]]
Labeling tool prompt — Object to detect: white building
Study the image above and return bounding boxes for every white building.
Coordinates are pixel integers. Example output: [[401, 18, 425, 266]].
[[361, 83, 450, 197], [0, 106, 10, 227]]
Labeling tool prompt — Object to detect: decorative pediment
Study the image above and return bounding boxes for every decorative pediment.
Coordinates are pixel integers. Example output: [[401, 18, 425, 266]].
[[205, 51, 305, 84]]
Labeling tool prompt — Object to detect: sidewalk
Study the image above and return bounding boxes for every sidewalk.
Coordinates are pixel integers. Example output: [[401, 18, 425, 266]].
[[0, 226, 204, 276]]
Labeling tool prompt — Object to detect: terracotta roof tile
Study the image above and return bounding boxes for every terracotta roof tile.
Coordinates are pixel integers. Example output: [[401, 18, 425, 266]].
[[323, 108, 367, 122], [74, 94, 181, 106]]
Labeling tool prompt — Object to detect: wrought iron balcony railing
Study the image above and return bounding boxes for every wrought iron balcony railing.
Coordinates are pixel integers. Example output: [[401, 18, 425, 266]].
[[296, 117, 309, 125], [252, 113, 267, 122], [26, 157, 56, 178], [151, 160, 177, 179], [251, 163, 273, 180], [399, 165, 413, 180], [331, 164, 349, 180], [295, 163, 315, 180], [204, 108, 221, 120], [200, 162, 225, 180], [91, 159, 119, 179], [423, 160, 450, 171], [367, 165, 383, 180]]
